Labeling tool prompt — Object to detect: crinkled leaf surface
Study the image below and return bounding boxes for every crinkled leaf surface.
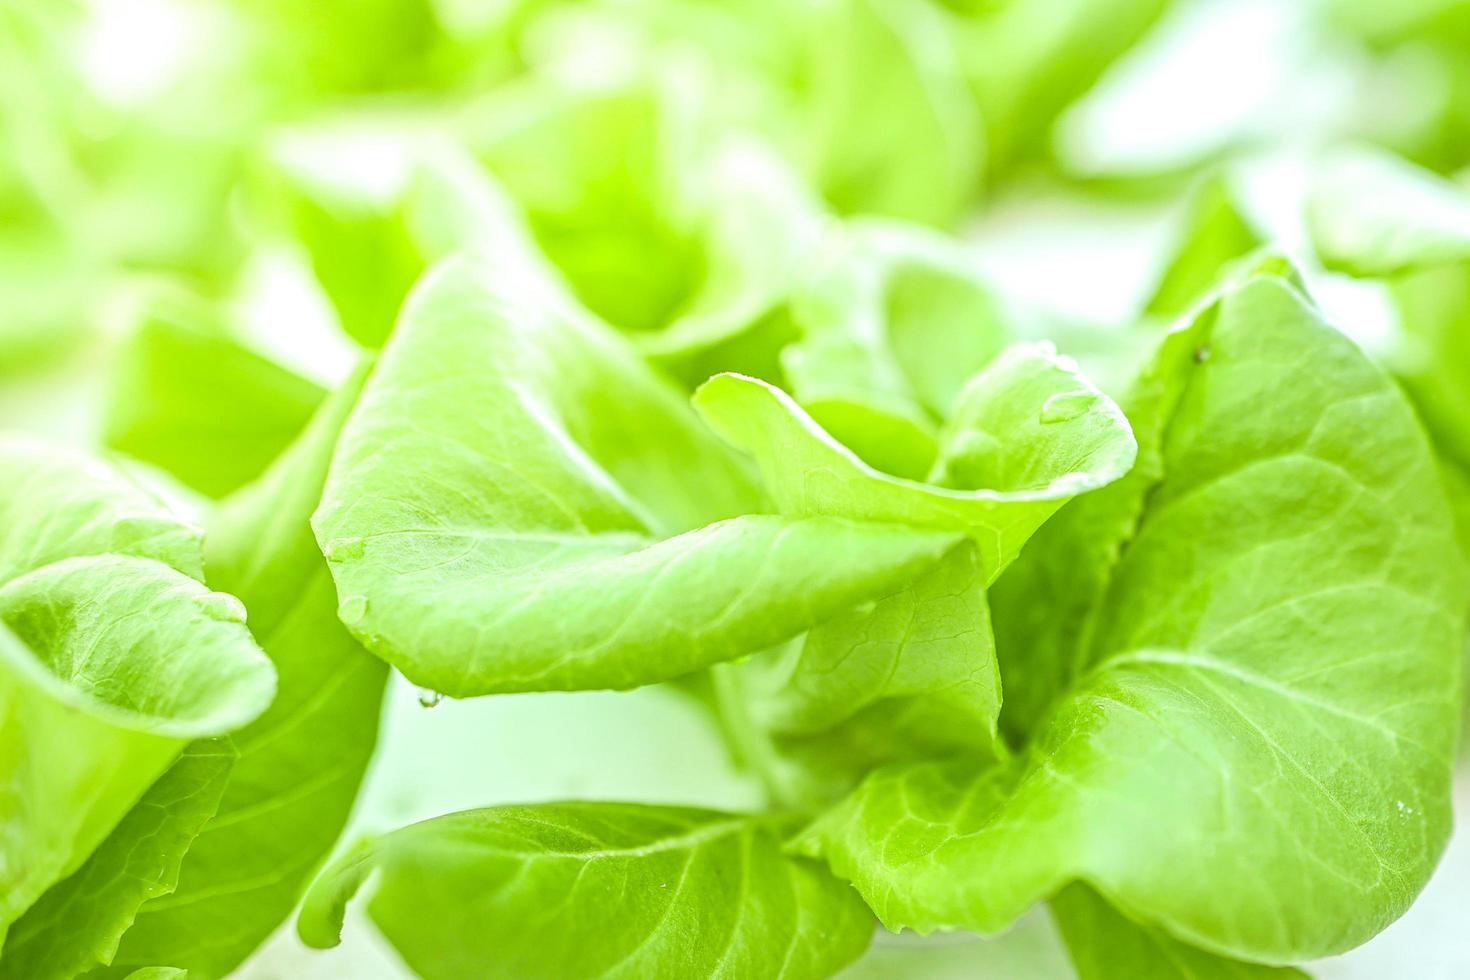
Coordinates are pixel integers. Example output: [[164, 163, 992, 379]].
[[700, 339, 1136, 801], [799, 273, 1466, 965], [693, 343, 1137, 578], [100, 364, 387, 978], [692, 337, 1135, 802], [299, 802, 874, 980], [0, 740, 234, 980], [0, 441, 274, 940], [313, 257, 964, 696]]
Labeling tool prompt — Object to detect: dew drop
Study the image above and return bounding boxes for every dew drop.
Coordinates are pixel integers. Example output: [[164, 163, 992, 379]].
[[1193, 345, 1211, 363], [197, 591, 248, 624], [338, 595, 369, 626], [417, 687, 444, 710], [325, 537, 366, 562], [1039, 390, 1099, 424]]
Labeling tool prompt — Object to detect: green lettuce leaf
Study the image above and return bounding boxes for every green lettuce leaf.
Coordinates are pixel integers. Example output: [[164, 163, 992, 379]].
[[803, 0, 981, 225], [0, 440, 274, 940], [1306, 150, 1470, 475], [0, 741, 235, 980], [102, 292, 326, 498], [100, 364, 388, 976], [1307, 148, 1470, 278], [263, 115, 428, 347], [313, 256, 964, 697], [957, 0, 1170, 175], [1050, 884, 1305, 979], [709, 544, 1000, 805], [299, 803, 874, 979], [798, 271, 1465, 965], [693, 344, 1136, 576], [1145, 172, 1263, 320], [780, 221, 1013, 479], [693, 337, 1134, 801]]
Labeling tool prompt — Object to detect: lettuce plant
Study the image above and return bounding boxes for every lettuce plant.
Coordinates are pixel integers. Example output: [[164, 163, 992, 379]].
[[280, 237, 1459, 978], [6, 146, 1464, 977], [4, 2, 1469, 979]]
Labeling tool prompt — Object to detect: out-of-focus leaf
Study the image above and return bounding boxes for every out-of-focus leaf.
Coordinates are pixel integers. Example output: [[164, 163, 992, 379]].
[[803, 0, 981, 225], [957, 0, 1171, 175], [103, 293, 325, 498], [1306, 150, 1470, 472], [1145, 172, 1262, 319], [1050, 884, 1305, 979], [1308, 148, 1470, 278]]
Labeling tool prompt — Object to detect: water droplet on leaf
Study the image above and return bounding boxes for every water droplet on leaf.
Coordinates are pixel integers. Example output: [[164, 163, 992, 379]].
[[1193, 345, 1211, 363], [338, 595, 369, 625], [1039, 390, 1098, 424], [417, 688, 444, 710], [197, 592, 247, 624], [326, 537, 366, 562]]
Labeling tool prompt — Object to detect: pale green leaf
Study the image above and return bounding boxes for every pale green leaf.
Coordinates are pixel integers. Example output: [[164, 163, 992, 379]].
[[1304, 151, 1470, 474], [1050, 885, 1305, 980], [1307, 148, 1470, 278], [102, 364, 388, 977], [702, 336, 1137, 801], [714, 543, 1000, 805], [0, 741, 235, 980], [1146, 173, 1263, 320], [799, 273, 1465, 964], [957, 0, 1169, 174], [313, 257, 964, 696], [804, 0, 981, 225], [693, 343, 1137, 579], [299, 803, 874, 979], [102, 293, 326, 498], [781, 221, 1013, 479], [0, 441, 273, 939]]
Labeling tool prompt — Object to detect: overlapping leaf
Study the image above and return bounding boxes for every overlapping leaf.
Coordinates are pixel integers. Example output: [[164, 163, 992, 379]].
[[799, 272, 1465, 965], [0, 441, 274, 942], [99, 364, 388, 978], [313, 256, 965, 696]]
